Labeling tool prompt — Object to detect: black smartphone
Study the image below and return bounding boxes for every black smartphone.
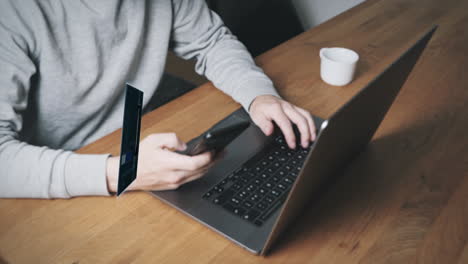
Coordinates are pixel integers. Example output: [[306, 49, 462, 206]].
[[179, 120, 250, 156]]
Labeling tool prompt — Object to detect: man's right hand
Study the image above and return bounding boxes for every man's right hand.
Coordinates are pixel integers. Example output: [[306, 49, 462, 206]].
[[106, 133, 214, 193]]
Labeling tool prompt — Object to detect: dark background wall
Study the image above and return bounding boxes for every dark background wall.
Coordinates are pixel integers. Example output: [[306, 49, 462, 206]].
[[165, 0, 305, 86], [207, 0, 304, 56]]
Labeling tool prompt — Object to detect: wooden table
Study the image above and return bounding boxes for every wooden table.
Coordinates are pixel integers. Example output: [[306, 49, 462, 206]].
[[2, 0, 468, 263]]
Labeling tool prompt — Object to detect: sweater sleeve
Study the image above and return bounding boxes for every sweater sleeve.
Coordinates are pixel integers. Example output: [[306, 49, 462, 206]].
[[169, 0, 281, 110], [0, 9, 110, 198]]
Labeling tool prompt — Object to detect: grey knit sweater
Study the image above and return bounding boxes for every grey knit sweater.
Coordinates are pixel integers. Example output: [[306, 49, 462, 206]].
[[0, 0, 279, 198]]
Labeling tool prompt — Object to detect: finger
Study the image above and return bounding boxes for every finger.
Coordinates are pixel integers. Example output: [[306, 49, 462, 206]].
[[162, 150, 213, 171], [253, 112, 274, 136], [282, 104, 311, 148], [171, 153, 218, 186], [295, 107, 317, 141], [145, 133, 187, 151], [162, 164, 213, 189], [187, 151, 214, 170], [270, 106, 296, 149], [177, 157, 216, 174]]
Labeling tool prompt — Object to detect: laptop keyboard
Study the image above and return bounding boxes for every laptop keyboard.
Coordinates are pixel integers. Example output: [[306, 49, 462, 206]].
[[202, 133, 312, 226]]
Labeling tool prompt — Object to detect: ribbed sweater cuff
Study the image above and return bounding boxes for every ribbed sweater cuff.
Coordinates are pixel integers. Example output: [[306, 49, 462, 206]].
[[234, 78, 281, 112], [64, 153, 111, 197]]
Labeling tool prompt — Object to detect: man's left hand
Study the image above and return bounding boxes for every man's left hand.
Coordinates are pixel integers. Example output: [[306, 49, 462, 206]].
[[249, 95, 316, 149]]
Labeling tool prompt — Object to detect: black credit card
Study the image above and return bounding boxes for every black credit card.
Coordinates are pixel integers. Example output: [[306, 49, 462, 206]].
[[117, 84, 143, 196]]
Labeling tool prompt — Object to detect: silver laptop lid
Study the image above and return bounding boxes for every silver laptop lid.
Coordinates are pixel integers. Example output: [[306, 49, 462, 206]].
[[262, 25, 438, 255]]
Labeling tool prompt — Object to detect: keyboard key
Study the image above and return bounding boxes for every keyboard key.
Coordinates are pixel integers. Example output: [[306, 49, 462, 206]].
[[289, 171, 298, 178], [243, 201, 253, 208], [243, 209, 261, 221], [254, 188, 266, 198], [246, 184, 256, 192], [267, 167, 277, 174], [239, 177, 250, 184], [278, 156, 287, 162], [212, 190, 235, 204], [260, 199, 284, 221], [258, 188, 267, 195], [233, 207, 246, 215], [270, 189, 281, 197], [249, 194, 260, 202], [231, 197, 240, 205], [243, 188, 254, 197], [277, 183, 287, 190], [202, 191, 212, 199], [283, 177, 294, 185], [256, 202, 268, 210], [237, 191, 248, 199], [264, 195, 275, 204], [275, 137, 285, 144], [254, 220, 263, 226]]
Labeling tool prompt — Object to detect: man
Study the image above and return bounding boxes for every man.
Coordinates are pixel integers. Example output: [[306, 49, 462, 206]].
[[0, 0, 316, 198]]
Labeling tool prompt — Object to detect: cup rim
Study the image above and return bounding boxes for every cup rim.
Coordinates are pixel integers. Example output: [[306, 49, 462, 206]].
[[320, 47, 359, 64]]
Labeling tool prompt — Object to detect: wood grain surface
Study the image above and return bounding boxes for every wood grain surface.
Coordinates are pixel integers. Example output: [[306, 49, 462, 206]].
[[1, 0, 467, 263]]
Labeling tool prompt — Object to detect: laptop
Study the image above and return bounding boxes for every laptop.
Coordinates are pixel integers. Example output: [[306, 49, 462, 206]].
[[148, 26, 437, 255]]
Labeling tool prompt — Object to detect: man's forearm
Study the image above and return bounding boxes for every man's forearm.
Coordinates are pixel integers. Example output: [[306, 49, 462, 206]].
[[0, 136, 111, 198], [170, 0, 280, 110]]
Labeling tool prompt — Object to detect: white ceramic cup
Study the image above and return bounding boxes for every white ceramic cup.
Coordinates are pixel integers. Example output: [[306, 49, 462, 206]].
[[320, 47, 359, 86]]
